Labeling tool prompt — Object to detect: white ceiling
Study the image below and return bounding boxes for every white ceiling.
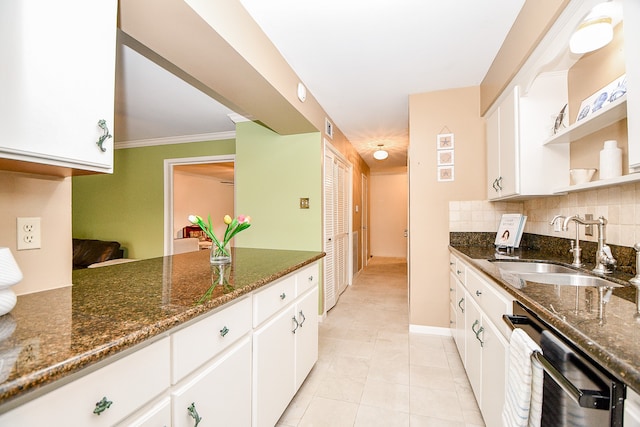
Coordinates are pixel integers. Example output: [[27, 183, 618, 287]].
[[115, 0, 526, 171]]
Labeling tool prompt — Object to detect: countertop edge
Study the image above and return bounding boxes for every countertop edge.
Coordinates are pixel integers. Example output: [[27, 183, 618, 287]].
[[0, 251, 325, 410]]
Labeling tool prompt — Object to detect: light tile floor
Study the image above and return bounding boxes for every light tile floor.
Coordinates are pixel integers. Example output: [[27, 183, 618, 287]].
[[277, 257, 486, 427]]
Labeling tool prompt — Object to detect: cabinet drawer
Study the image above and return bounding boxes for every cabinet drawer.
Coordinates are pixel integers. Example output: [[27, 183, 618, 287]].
[[296, 263, 319, 295], [0, 337, 170, 426], [172, 296, 252, 383], [253, 274, 296, 327], [466, 268, 511, 327], [451, 256, 466, 285]]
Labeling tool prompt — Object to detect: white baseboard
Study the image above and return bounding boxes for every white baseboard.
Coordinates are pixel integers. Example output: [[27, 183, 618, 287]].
[[409, 324, 452, 336]]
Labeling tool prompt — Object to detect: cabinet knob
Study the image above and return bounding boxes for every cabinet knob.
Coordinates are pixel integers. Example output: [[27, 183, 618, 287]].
[[220, 326, 229, 337], [93, 396, 112, 415], [308, 275, 314, 282], [476, 290, 482, 297], [280, 292, 286, 300], [187, 402, 203, 427], [96, 119, 112, 153]]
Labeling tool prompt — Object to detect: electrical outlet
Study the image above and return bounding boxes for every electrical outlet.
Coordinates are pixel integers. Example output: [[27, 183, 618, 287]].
[[299, 198, 310, 209], [585, 214, 594, 236], [17, 217, 41, 250]]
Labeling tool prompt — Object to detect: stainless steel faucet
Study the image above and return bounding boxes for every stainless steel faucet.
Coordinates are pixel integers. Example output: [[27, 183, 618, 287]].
[[560, 215, 616, 274], [560, 214, 584, 267]]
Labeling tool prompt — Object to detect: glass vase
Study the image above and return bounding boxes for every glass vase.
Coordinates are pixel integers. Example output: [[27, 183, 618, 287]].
[[210, 242, 231, 265]]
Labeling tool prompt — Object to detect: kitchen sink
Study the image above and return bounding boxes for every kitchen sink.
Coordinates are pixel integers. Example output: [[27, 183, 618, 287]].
[[515, 272, 621, 288], [489, 260, 620, 288], [490, 261, 578, 274]]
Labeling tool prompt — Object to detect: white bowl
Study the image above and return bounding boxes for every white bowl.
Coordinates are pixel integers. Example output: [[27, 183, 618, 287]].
[[570, 168, 597, 185]]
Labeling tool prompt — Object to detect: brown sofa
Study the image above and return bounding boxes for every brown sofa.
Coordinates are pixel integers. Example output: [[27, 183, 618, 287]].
[[72, 238, 124, 269]]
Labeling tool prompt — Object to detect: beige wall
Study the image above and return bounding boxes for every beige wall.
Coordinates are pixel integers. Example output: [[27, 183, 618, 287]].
[[370, 172, 408, 258], [480, 0, 570, 114], [173, 170, 235, 240], [0, 171, 72, 295], [408, 86, 486, 328]]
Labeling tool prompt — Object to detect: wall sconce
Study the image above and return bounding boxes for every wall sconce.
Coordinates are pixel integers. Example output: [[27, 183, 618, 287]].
[[569, 15, 613, 54], [0, 247, 23, 316], [373, 145, 388, 160]]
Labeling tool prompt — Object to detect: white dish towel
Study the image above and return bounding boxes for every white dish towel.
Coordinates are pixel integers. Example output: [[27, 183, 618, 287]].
[[502, 328, 544, 427]]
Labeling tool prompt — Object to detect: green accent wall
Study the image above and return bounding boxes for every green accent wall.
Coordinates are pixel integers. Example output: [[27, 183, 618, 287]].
[[235, 122, 322, 251], [72, 139, 235, 259]]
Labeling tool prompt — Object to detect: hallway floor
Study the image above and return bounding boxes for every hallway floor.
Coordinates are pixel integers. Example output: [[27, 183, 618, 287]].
[[276, 257, 485, 427]]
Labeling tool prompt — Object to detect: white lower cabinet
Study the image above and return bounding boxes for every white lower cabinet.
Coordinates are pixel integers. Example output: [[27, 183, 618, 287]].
[[116, 396, 171, 427], [0, 337, 171, 427], [0, 261, 320, 427], [252, 284, 319, 427], [449, 253, 512, 427], [479, 311, 509, 427], [625, 387, 640, 427], [172, 337, 252, 427]]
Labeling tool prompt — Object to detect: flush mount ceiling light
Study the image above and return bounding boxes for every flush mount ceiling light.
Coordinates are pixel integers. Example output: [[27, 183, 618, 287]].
[[373, 145, 388, 160], [569, 16, 613, 54]]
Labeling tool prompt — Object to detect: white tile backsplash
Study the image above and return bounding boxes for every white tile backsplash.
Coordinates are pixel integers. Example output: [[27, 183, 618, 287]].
[[449, 182, 640, 247]]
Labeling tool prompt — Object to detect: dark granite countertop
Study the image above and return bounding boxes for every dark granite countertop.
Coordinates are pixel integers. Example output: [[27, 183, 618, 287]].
[[449, 237, 640, 394], [0, 247, 324, 409]]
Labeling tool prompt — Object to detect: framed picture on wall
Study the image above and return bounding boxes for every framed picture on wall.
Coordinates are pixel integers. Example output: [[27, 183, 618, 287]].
[[437, 149, 454, 166], [437, 133, 454, 149], [437, 166, 454, 182]]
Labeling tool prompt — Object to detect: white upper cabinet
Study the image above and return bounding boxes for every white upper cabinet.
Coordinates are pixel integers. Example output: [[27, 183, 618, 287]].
[[0, 1, 117, 174], [487, 0, 638, 197]]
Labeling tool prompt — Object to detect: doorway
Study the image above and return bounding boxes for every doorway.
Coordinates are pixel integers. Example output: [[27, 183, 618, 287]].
[[163, 155, 235, 255]]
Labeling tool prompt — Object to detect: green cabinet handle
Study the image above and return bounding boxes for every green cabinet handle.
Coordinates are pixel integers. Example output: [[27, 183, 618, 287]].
[[220, 326, 229, 337], [93, 396, 112, 415], [96, 119, 112, 152], [188, 402, 202, 427], [472, 320, 484, 347]]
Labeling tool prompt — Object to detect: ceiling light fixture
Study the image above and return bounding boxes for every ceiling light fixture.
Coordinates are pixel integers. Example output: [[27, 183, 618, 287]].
[[373, 145, 388, 160], [569, 15, 613, 54]]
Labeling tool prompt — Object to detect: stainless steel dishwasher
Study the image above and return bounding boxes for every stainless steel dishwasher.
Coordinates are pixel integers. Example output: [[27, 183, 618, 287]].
[[504, 301, 625, 427]]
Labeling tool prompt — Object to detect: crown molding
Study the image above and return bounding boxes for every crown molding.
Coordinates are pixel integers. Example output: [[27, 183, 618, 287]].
[[115, 131, 236, 149]]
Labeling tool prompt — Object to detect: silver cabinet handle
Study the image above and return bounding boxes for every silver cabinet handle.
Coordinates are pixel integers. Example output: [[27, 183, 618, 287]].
[[292, 316, 300, 333], [220, 326, 229, 337], [458, 298, 465, 313], [298, 310, 306, 327]]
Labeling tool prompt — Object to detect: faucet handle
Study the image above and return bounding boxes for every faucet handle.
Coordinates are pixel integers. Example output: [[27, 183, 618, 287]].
[[634, 243, 640, 252]]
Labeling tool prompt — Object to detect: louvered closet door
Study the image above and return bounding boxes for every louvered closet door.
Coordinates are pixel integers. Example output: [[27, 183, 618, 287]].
[[324, 153, 337, 311], [335, 160, 348, 295]]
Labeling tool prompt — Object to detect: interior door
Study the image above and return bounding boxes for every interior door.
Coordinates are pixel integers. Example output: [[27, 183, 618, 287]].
[[323, 151, 337, 311], [323, 143, 351, 312], [361, 173, 368, 270]]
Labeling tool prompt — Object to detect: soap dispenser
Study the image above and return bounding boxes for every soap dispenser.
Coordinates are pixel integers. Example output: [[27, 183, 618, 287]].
[[599, 140, 622, 180]]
